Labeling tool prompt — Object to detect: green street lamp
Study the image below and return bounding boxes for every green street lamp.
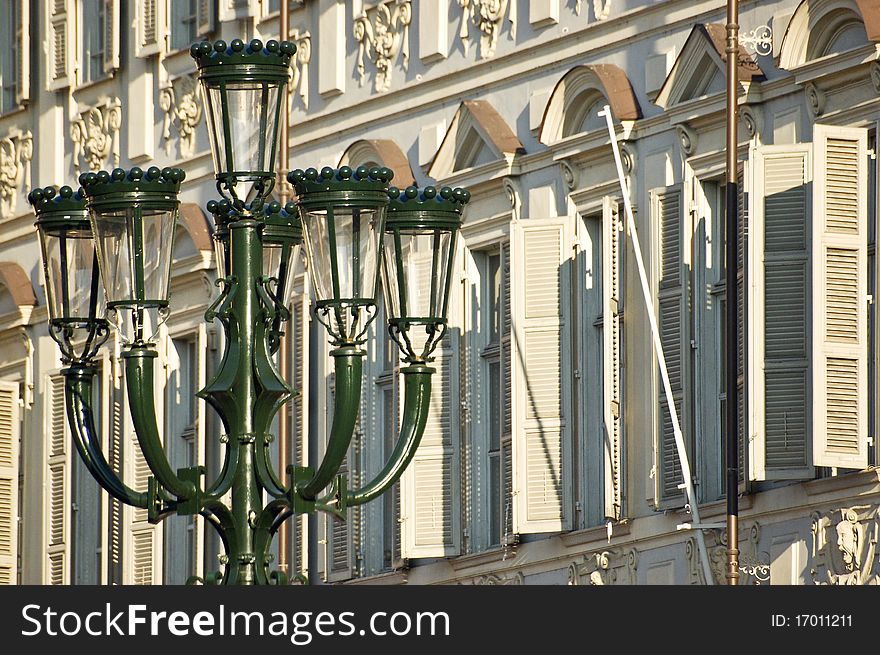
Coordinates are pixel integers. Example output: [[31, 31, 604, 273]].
[[34, 37, 470, 585]]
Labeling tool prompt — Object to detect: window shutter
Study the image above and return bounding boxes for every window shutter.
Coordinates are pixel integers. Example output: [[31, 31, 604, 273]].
[[46, 0, 74, 90], [812, 125, 869, 469], [500, 242, 514, 540], [653, 186, 689, 505], [103, 0, 120, 73], [402, 248, 461, 558], [737, 163, 749, 490], [197, 0, 216, 37], [749, 145, 813, 480], [15, 0, 29, 104], [0, 381, 20, 585], [602, 198, 624, 521], [136, 0, 166, 58], [46, 375, 69, 584], [510, 219, 572, 534], [322, 373, 353, 581], [106, 357, 124, 584], [290, 272, 309, 580], [126, 368, 159, 584]]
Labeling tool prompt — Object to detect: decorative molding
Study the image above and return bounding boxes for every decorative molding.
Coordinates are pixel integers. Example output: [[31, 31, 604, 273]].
[[676, 124, 697, 157], [870, 61, 880, 94], [568, 547, 638, 585], [503, 176, 521, 221], [811, 505, 880, 585], [0, 129, 33, 218], [354, 1, 412, 93], [593, 0, 611, 20], [805, 81, 826, 117], [290, 30, 312, 110], [619, 141, 636, 176], [70, 98, 122, 173], [559, 160, 577, 191], [740, 105, 761, 139], [458, 0, 516, 59], [159, 75, 203, 159], [471, 571, 524, 585]]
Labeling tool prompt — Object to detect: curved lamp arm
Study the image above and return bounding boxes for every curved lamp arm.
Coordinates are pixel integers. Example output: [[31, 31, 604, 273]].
[[63, 365, 149, 509], [346, 364, 432, 506], [122, 345, 197, 501], [295, 345, 364, 500]]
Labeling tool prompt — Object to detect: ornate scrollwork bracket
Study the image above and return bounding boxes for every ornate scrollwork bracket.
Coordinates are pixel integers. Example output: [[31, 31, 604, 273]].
[[354, 1, 412, 93]]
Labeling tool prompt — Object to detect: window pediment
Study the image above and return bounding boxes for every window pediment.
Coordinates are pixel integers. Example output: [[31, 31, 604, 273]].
[[779, 0, 874, 70], [338, 139, 415, 188], [428, 100, 523, 181], [655, 24, 764, 110]]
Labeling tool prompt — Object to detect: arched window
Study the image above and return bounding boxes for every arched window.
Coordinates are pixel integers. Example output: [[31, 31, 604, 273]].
[[779, 0, 872, 70]]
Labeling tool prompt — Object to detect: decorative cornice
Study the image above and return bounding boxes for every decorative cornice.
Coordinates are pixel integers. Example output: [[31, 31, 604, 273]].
[[458, 0, 516, 60], [0, 128, 32, 219], [354, 1, 412, 93], [70, 98, 121, 173], [159, 74, 203, 160]]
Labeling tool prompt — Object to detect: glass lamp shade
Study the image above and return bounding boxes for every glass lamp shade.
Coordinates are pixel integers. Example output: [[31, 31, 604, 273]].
[[381, 185, 469, 363], [207, 198, 234, 278], [288, 166, 393, 345], [80, 167, 184, 345], [262, 201, 303, 307], [192, 38, 295, 209], [30, 185, 109, 364]]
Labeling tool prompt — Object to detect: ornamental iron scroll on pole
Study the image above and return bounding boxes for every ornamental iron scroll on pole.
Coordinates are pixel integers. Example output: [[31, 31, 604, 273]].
[[31, 37, 470, 585]]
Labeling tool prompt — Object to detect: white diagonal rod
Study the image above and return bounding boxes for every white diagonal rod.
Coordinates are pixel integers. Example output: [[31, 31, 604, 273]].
[[599, 105, 715, 586]]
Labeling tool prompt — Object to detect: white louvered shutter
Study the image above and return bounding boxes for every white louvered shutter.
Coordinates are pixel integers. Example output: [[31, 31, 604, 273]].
[[500, 242, 514, 540], [103, 0, 120, 73], [126, 365, 159, 584], [812, 125, 869, 469], [653, 186, 688, 505], [0, 381, 20, 585], [511, 219, 572, 534], [749, 145, 813, 480], [602, 198, 624, 521], [737, 163, 749, 490], [402, 248, 460, 558], [46, 375, 69, 584], [322, 373, 352, 581], [15, 0, 29, 104], [290, 272, 309, 580], [197, 0, 216, 37], [136, 0, 166, 58], [46, 0, 74, 90], [106, 357, 124, 584]]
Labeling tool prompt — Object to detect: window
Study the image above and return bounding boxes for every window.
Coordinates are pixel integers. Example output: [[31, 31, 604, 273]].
[[164, 336, 198, 584], [170, 0, 199, 52], [80, 0, 106, 84], [869, 130, 877, 467], [0, 2, 18, 113]]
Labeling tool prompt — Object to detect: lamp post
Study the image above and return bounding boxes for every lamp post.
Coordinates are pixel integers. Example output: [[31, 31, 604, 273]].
[[32, 38, 470, 585]]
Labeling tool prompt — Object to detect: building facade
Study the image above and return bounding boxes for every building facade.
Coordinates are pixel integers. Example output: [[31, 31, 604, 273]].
[[0, 0, 879, 585]]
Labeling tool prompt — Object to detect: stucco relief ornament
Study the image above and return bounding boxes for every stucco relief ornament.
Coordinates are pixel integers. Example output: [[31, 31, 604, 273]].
[[568, 548, 638, 585], [0, 130, 33, 218], [870, 61, 880, 95], [593, 0, 611, 20], [472, 571, 524, 585], [700, 523, 765, 585], [811, 506, 879, 585], [289, 31, 311, 111], [159, 75, 203, 159], [70, 99, 121, 173], [458, 0, 516, 59], [354, 1, 412, 94]]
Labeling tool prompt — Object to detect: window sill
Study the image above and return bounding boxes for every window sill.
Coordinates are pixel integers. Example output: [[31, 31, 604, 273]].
[[449, 545, 512, 572], [804, 466, 880, 497], [559, 519, 631, 547]]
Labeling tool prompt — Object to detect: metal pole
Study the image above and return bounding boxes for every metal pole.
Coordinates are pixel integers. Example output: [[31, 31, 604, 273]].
[[277, 0, 291, 575], [725, 0, 741, 586]]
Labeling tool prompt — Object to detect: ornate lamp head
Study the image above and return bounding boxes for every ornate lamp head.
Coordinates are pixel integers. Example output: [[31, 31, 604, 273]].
[[289, 166, 393, 346], [263, 200, 303, 308], [31, 185, 109, 364], [207, 198, 234, 278], [381, 185, 468, 363], [80, 167, 184, 346], [191, 38, 295, 211]]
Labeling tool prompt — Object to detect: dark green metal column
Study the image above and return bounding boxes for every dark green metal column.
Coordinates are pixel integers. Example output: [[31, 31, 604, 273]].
[[228, 217, 264, 585]]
